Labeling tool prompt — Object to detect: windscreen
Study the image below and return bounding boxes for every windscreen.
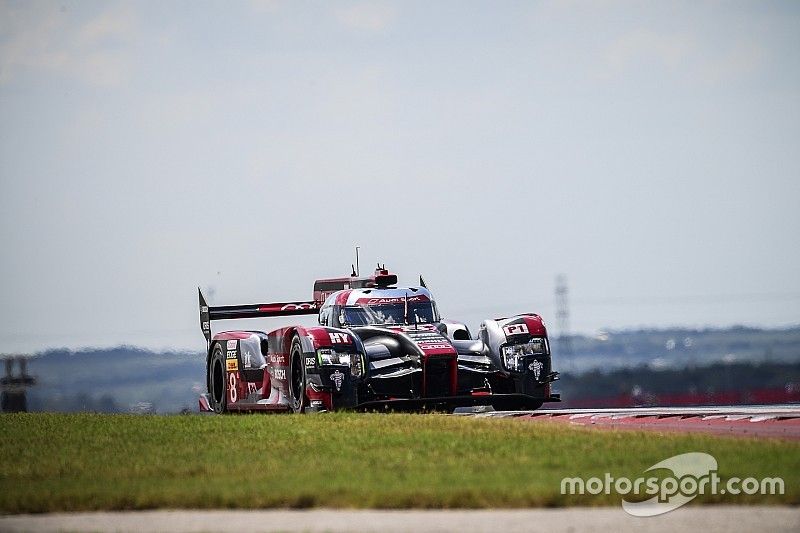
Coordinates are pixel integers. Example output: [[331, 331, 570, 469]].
[[341, 302, 438, 326]]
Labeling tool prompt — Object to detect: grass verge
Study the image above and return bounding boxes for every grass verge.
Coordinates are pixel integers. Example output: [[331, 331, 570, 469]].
[[1, 413, 798, 513]]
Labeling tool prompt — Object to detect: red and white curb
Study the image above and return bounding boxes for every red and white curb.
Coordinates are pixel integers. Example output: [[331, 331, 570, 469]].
[[464, 406, 800, 439]]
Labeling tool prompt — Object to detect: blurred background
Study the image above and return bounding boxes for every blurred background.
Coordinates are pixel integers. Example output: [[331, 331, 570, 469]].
[[1, 1, 798, 412]]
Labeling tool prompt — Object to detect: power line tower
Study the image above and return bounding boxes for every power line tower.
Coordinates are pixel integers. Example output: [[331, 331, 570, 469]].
[[1, 356, 35, 413], [555, 275, 573, 369]]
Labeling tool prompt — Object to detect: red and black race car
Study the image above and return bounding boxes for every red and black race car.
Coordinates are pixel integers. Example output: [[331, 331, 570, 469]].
[[198, 266, 559, 413]]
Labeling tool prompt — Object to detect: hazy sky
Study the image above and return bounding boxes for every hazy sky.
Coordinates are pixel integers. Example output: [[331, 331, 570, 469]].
[[1, 0, 798, 353]]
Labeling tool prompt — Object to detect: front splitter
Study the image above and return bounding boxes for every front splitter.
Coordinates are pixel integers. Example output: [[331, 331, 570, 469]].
[[353, 393, 560, 412]]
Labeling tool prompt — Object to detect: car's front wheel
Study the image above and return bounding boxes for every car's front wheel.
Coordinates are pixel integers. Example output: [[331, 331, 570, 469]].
[[288, 336, 306, 413], [491, 397, 542, 411]]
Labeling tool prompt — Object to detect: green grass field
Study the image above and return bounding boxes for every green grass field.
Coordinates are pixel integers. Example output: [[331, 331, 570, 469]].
[[1, 413, 798, 513]]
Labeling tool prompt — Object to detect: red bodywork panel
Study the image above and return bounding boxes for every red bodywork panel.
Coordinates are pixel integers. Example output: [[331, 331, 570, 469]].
[[305, 327, 356, 349], [522, 315, 547, 336], [212, 331, 253, 341], [335, 290, 353, 306]]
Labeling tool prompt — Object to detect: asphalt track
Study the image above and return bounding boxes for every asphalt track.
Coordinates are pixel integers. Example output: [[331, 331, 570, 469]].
[[461, 405, 800, 439], [1, 507, 798, 533]]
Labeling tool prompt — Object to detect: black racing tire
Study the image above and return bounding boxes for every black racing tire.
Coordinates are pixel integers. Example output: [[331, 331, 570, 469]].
[[523, 400, 544, 411], [491, 398, 543, 412], [288, 336, 307, 414], [209, 343, 228, 414]]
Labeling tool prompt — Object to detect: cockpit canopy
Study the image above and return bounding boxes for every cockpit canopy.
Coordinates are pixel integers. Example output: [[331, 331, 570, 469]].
[[319, 288, 439, 328], [340, 301, 438, 326]]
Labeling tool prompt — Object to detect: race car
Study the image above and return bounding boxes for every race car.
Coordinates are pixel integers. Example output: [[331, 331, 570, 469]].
[[198, 266, 559, 413]]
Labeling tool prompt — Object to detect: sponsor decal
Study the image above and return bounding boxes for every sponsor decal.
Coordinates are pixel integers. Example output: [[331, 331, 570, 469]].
[[329, 332, 352, 344], [273, 368, 287, 380], [305, 357, 317, 368], [280, 303, 315, 311], [398, 324, 437, 332], [503, 323, 529, 336], [202, 321, 210, 332], [410, 331, 454, 352], [228, 373, 237, 403], [268, 354, 287, 365], [330, 370, 345, 391], [310, 400, 324, 408], [529, 359, 543, 381], [243, 350, 252, 367], [417, 342, 452, 351], [226, 359, 238, 372], [247, 382, 258, 395], [424, 344, 452, 351], [227, 340, 237, 350], [359, 296, 428, 305], [200, 306, 209, 313], [226, 350, 237, 359]]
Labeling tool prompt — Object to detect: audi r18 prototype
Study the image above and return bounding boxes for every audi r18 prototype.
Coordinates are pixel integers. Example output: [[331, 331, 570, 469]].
[[198, 266, 559, 413]]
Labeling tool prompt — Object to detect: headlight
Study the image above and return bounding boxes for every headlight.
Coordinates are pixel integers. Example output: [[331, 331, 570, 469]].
[[317, 348, 339, 365], [502, 338, 547, 371], [350, 354, 363, 378], [502, 346, 525, 372], [317, 348, 362, 378]]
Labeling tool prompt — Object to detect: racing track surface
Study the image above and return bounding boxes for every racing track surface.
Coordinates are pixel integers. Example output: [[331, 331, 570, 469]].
[[1, 507, 798, 533], [461, 405, 800, 439]]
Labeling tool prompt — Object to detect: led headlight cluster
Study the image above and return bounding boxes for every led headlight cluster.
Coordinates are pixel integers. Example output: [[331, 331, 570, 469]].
[[501, 338, 547, 372], [317, 348, 363, 377]]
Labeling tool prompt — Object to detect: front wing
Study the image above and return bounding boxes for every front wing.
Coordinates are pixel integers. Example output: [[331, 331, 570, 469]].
[[353, 392, 560, 412]]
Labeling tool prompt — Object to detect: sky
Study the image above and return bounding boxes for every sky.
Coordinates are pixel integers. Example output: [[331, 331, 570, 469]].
[[1, 0, 798, 353]]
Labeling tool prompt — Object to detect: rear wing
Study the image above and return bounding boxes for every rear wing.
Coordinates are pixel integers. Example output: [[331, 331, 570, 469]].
[[198, 288, 317, 346], [312, 266, 400, 305]]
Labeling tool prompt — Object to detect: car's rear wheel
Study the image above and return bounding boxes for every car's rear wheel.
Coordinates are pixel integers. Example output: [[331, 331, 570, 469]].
[[209, 343, 228, 414], [288, 336, 306, 413]]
